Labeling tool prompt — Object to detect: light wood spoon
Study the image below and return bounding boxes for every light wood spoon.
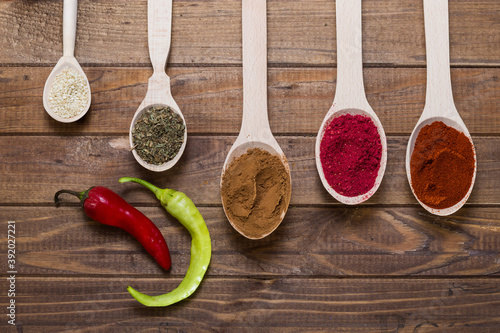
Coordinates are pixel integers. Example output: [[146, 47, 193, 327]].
[[43, 0, 91, 123], [315, 0, 387, 205], [129, 0, 187, 172], [220, 0, 291, 239], [406, 0, 476, 216]]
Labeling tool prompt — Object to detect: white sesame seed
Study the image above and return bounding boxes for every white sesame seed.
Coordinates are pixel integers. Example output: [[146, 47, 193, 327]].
[[48, 67, 89, 119]]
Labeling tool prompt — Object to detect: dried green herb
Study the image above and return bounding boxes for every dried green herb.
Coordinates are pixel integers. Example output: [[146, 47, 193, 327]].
[[132, 106, 185, 165]]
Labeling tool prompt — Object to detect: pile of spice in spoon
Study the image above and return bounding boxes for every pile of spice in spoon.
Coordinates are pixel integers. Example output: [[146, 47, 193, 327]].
[[48, 67, 89, 119], [132, 105, 186, 165], [221, 148, 291, 239], [410, 121, 475, 209], [319, 114, 383, 197]]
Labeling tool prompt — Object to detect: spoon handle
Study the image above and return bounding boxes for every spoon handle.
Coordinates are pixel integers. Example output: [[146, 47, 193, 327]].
[[333, 0, 368, 109], [240, 0, 271, 138], [148, 0, 172, 76], [423, 0, 455, 115], [63, 0, 77, 57]]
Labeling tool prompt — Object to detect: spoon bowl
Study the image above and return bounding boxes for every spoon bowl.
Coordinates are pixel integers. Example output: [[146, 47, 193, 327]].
[[406, 0, 476, 216], [220, 0, 291, 239], [43, 57, 91, 123], [43, 0, 91, 123], [316, 107, 387, 205], [406, 116, 476, 216], [129, 0, 187, 172], [221, 138, 291, 240], [130, 102, 187, 172], [315, 0, 387, 205]]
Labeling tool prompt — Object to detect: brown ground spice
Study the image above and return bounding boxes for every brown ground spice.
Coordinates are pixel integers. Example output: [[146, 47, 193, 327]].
[[221, 148, 291, 239], [410, 121, 475, 209]]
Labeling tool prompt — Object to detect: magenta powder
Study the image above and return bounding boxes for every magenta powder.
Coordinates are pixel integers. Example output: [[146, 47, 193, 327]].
[[319, 114, 382, 197]]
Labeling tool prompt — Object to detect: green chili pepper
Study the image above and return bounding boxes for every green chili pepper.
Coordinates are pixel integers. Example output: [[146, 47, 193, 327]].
[[119, 177, 211, 307]]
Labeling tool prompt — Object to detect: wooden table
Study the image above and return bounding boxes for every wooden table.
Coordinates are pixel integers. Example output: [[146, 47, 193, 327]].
[[1, 0, 499, 331]]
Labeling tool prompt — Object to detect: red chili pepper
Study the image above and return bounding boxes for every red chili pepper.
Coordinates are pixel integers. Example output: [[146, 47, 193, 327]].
[[54, 186, 171, 270]]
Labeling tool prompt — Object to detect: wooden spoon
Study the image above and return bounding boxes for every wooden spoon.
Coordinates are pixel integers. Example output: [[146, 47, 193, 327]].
[[220, 0, 291, 239], [129, 0, 187, 172], [406, 0, 476, 216], [315, 0, 388, 205], [43, 0, 91, 123]]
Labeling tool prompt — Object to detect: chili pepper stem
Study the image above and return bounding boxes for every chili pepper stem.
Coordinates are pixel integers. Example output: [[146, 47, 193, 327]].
[[119, 177, 175, 203], [54, 188, 92, 206]]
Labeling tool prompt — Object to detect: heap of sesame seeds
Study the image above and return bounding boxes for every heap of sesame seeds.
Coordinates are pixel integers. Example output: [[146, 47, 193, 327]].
[[48, 67, 89, 119]]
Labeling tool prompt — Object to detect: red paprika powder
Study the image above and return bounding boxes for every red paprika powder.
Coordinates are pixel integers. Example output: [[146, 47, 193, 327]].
[[319, 114, 382, 197], [410, 121, 475, 209]]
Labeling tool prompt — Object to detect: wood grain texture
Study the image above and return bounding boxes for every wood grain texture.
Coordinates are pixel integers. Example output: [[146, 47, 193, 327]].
[[0, 0, 499, 330], [1, 207, 500, 276], [1, 0, 499, 66], [0, 136, 498, 206], [0, 67, 499, 134], [0, 276, 499, 332]]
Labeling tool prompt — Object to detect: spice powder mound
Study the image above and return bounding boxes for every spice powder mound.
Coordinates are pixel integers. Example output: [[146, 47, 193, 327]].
[[319, 114, 382, 197], [221, 148, 291, 239], [410, 121, 475, 209]]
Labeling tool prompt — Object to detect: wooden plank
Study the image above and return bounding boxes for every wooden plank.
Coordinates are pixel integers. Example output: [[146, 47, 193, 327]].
[[0, 276, 499, 331], [0, 0, 498, 66], [0, 136, 497, 206], [0, 67, 499, 135], [2, 206, 500, 276]]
